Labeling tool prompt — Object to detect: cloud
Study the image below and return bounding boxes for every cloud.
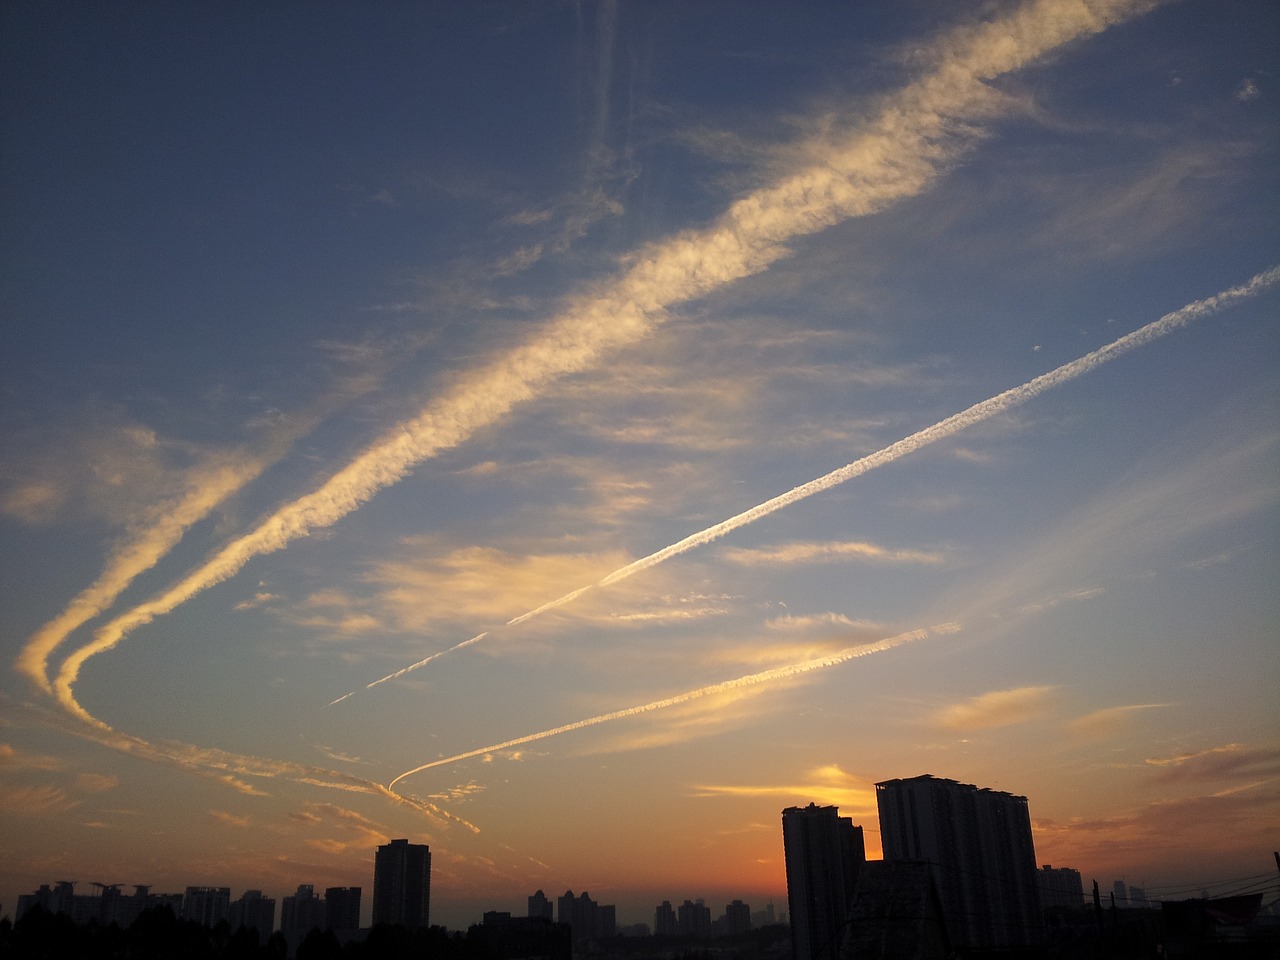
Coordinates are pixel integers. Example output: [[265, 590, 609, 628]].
[[391, 625, 941, 788], [209, 809, 252, 828], [0, 783, 79, 816], [1235, 78, 1259, 102], [0, 743, 65, 771], [51, 0, 1164, 729], [1069, 703, 1168, 738], [934, 685, 1057, 730], [693, 763, 880, 819], [75, 772, 119, 793], [720, 539, 945, 566], [1144, 743, 1280, 784], [1033, 783, 1280, 879]]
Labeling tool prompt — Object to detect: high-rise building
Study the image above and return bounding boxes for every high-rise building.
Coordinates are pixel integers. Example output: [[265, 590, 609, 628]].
[[724, 899, 751, 936], [324, 886, 361, 932], [182, 886, 231, 927], [677, 899, 712, 938], [281, 884, 325, 949], [372, 839, 431, 929], [229, 889, 276, 943], [528, 889, 553, 922], [782, 803, 865, 960], [876, 774, 1042, 952], [654, 900, 676, 936], [557, 890, 609, 940]]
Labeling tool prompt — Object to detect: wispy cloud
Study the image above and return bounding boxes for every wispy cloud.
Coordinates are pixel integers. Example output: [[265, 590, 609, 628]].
[[934, 685, 1057, 730], [1069, 703, 1168, 738], [720, 539, 944, 566], [209, 809, 252, 828], [51, 0, 1165, 732], [391, 625, 949, 788], [0, 783, 79, 816], [1144, 743, 1280, 783], [693, 763, 880, 818]]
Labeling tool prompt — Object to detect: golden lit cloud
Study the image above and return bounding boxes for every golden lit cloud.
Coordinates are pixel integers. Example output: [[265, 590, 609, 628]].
[[1069, 703, 1168, 739], [693, 764, 880, 819], [720, 540, 945, 566], [1144, 743, 1280, 783], [209, 809, 252, 828], [934, 685, 1057, 730], [0, 783, 79, 816]]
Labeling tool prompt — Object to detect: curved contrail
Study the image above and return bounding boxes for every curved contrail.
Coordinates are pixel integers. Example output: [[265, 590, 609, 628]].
[[50, 0, 1156, 723], [347, 264, 1280, 700]]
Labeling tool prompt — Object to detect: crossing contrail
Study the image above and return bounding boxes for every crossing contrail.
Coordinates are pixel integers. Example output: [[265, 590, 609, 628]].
[[347, 264, 1280, 700], [49, 0, 1156, 725], [389, 625, 947, 789]]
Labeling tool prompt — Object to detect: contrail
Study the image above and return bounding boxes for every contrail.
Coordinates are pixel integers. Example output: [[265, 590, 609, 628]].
[[389, 624, 952, 789], [350, 264, 1280, 698], [51, 0, 1157, 723], [14, 452, 274, 694]]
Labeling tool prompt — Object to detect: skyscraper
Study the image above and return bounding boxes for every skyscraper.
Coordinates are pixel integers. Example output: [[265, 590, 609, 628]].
[[324, 886, 361, 932], [372, 839, 431, 929], [876, 774, 1042, 952], [782, 802, 865, 960], [528, 889, 553, 921]]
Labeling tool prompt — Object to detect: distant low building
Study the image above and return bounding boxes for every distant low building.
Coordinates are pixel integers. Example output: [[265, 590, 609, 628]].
[[1038, 865, 1085, 910], [474, 910, 572, 960], [840, 860, 952, 960]]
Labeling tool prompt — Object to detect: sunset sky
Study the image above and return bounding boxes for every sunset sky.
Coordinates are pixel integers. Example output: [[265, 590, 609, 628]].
[[1, 0, 1277, 931]]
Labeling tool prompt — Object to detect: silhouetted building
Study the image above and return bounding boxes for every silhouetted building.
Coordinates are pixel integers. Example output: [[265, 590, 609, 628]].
[[372, 838, 431, 929], [182, 886, 230, 926], [677, 899, 711, 937], [840, 860, 952, 960], [876, 774, 1042, 953], [557, 889, 613, 940], [229, 889, 276, 942], [324, 886, 361, 932], [783, 803, 866, 960], [475, 911, 573, 960], [282, 884, 325, 950], [724, 899, 751, 936], [1038, 865, 1084, 910], [528, 889, 553, 921], [655, 900, 677, 936]]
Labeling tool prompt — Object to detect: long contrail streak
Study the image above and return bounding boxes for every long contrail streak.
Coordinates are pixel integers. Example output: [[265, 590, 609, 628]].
[[389, 626, 941, 788], [350, 264, 1280, 699], [51, 0, 1156, 724]]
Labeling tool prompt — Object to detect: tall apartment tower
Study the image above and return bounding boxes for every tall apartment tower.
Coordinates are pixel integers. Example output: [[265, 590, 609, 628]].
[[372, 839, 432, 929], [325, 886, 362, 932], [876, 774, 1042, 952], [528, 889, 553, 921], [782, 803, 866, 960]]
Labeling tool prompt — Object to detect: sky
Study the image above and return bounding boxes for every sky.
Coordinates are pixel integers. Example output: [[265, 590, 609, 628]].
[[1, 0, 1278, 932]]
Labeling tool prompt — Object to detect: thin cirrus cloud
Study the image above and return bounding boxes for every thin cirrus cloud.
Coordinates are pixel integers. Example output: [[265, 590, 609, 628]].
[[1143, 743, 1280, 783], [1068, 703, 1169, 738], [933, 685, 1058, 730], [36, 0, 1161, 735], [718, 539, 945, 567], [352, 264, 1280, 700], [692, 764, 880, 817]]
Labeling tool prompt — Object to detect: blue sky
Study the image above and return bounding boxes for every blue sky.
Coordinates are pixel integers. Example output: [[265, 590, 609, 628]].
[[2, 0, 1277, 929]]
